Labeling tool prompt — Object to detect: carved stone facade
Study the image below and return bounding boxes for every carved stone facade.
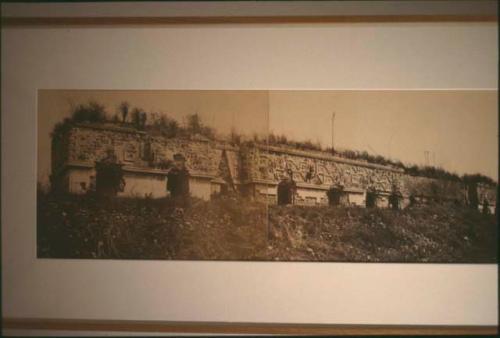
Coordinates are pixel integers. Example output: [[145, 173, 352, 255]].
[[51, 123, 234, 200], [52, 123, 496, 210]]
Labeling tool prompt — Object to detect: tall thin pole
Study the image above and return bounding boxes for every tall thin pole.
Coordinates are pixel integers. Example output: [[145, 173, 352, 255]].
[[331, 112, 336, 155]]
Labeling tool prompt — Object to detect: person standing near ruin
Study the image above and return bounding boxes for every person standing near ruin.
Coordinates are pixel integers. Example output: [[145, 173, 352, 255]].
[[167, 153, 190, 207]]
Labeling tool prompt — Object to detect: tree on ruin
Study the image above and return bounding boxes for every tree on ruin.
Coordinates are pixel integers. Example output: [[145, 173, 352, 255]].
[[230, 127, 241, 145], [187, 113, 202, 134], [118, 101, 130, 123], [131, 107, 147, 130], [186, 113, 215, 139], [72, 101, 107, 123]]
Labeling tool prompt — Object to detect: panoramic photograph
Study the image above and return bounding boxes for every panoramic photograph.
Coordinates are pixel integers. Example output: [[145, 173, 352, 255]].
[[37, 90, 498, 262]]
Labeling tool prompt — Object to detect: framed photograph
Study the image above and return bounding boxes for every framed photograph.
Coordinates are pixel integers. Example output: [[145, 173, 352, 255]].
[[36, 89, 497, 264], [2, 0, 498, 335]]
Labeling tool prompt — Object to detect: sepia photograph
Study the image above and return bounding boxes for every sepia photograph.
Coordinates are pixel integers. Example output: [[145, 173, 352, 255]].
[[2, 0, 497, 334], [37, 90, 498, 263]]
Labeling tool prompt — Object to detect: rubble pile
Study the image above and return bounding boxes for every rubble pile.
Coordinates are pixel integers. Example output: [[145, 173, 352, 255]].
[[38, 192, 497, 263], [267, 204, 497, 262], [37, 193, 268, 260]]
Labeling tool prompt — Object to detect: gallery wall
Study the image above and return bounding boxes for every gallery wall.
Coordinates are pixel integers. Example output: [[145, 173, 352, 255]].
[[1, 2, 498, 329]]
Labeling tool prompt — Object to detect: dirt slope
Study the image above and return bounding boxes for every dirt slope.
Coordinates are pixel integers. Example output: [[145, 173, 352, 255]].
[[38, 193, 497, 263]]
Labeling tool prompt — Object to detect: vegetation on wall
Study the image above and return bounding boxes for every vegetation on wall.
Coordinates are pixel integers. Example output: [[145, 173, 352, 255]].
[[462, 173, 497, 186], [252, 131, 495, 186], [50, 100, 497, 187]]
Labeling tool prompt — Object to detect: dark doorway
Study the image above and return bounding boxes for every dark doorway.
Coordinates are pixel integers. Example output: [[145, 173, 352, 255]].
[[389, 191, 402, 210], [366, 190, 377, 208], [95, 150, 125, 198], [327, 185, 345, 206], [277, 179, 295, 205]]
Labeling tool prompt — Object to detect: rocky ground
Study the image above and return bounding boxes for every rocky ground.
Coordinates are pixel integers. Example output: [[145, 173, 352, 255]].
[[37, 192, 497, 263]]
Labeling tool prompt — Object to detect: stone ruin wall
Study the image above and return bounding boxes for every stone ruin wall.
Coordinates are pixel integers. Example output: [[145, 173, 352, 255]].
[[66, 126, 144, 165], [56, 123, 496, 207], [241, 145, 472, 203], [62, 125, 225, 177], [478, 184, 497, 204], [242, 145, 403, 192], [146, 136, 222, 177]]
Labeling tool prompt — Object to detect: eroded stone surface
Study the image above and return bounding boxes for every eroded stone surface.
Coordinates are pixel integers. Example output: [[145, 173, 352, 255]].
[[52, 123, 496, 208]]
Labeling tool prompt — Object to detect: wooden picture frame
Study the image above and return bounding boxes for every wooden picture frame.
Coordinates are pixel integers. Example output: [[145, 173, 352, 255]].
[[2, 318, 498, 336], [1, 1, 498, 335]]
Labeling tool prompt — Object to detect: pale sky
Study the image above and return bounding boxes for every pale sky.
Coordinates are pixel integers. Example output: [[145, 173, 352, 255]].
[[269, 90, 498, 180], [38, 90, 498, 185]]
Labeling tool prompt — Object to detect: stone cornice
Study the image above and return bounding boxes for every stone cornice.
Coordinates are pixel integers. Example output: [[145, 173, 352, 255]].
[[73, 122, 147, 135], [62, 161, 217, 180]]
